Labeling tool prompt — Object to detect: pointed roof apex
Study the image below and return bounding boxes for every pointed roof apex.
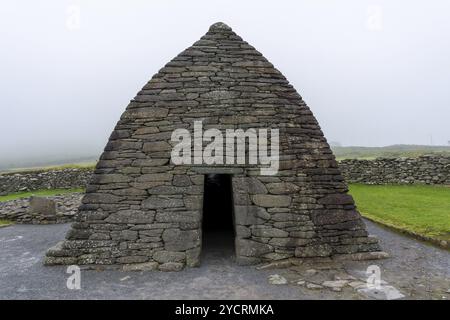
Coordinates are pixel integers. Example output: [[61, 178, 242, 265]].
[[209, 22, 232, 32]]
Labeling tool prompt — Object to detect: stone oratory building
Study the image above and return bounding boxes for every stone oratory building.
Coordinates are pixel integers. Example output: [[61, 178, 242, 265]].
[[46, 22, 384, 271]]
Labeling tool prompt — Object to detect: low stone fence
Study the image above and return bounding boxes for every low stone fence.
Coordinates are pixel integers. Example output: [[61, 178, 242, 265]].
[[1, 155, 449, 196], [0, 193, 82, 224], [339, 155, 450, 185], [0, 168, 93, 195], [0, 156, 447, 227]]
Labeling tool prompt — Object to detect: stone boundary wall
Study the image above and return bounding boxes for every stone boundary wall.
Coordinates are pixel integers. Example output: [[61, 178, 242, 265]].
[[0, 168, 93, 195], [1, 155, 448, 196], [0, 193, 82, 224], [339, 155, 450, 185]]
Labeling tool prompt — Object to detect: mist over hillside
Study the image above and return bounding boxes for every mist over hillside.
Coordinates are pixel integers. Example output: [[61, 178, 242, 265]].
[[332, 144, 450, 160], [0, 153, 99, 171], [1, 144, 450, 172]]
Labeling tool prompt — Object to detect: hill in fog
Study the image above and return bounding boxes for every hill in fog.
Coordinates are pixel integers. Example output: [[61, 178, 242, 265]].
[[1, 144, 450, 172], [332, 144, 450, 160]]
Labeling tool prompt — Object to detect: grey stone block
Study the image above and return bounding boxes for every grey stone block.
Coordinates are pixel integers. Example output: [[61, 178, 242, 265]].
[[252, 195, 291, 208], [162, 229, 200, 251], [29, 197, 56, 216], [159, 262, 184, 272], [153, 251, 185, 263]]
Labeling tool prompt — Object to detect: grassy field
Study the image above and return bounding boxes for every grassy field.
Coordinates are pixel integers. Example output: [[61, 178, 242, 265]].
[[333, 144, 450, 160], [0, 219, 12, 227], [0, 162, 96, 174], [349, 184, 450, 243], [0, 188, 84, 203]]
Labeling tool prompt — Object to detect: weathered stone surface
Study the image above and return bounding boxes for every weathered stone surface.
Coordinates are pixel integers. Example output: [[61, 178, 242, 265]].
[[185, 247, 201, 267], [318, 194, 354, 205], [339, 155, 450, 185], [46, 241, 69, 257], [120, 230, 138, 241], [269, 237, 312, 247], [162, 229, 200, 251], [332, 251, 389, 261], [148, 185, 202, 195], [138, 229, 163, 237], [142, 196, 184, 209], [322, 280, 348, 291], [153, 250, 185, 263], [43, 21, 383, 270], [263, 252, 293, 260], [117, 256, 148, 264], [92, 174, 131, 184], [159, 262, 184, 272], [137, 173, 172, 182], [235, 239, 273, 257], [183, 195, 202, 210], [270, 213, 310, 222], [122, 107, 168, 119], [0, 168, 92, 195], [82, 193, 122, 204], [105, 210, 155, 224], [29, 197, 56, 216], [266, 182, 300, 195], [311, 210, 360, 226], [233, 177, 267, 194], [156, 211, 200, 223], [268, 274, 288, 285], [143, 141, 171, 152], [251, 226, 289, 238], [0, 193, 82, 225], [290, 231, 316, 238], [295, 244, 333, 258], [306, 283, 323, 290], [235, 225, 251, 238], [122, 262, 159, 271], [201, 90, 240, 100], [234, 206, 269, 225], [44, 256, 78, 265], [132, 158, 169, 167], [173, 175, 192, 186], [252, 195, 291, 208], [66, 228, 90, 240]]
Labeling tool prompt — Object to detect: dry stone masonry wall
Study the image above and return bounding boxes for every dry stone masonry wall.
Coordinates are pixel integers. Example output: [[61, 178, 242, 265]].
[[339, 155, 450, 185], [44, 22, 384, 271], [0, 193, 82, 224], [0, 168, 92, 195], [1, 154, 448, 198]]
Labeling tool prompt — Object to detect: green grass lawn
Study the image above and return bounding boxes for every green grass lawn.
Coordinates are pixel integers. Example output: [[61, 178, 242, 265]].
[[0, 188, 84, 203], [0, 219, 12, 227], [349, 184, 450, 242]]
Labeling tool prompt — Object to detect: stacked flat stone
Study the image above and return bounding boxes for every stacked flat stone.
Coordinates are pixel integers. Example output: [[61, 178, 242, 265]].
[[0, 193, 82, 224], [0, 168, 92, 195], [45, 22, 383, 270], [339, 155, 450, 185], [3, 152, 447, 197]]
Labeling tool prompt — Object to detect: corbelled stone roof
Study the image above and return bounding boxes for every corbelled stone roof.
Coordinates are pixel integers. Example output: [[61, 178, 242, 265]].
[[44, 22, 384, 270], [124, 21, 305, 123]]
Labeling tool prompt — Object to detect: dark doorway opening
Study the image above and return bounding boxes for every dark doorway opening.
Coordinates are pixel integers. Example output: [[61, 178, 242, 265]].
[[202, 174, 235, 259]]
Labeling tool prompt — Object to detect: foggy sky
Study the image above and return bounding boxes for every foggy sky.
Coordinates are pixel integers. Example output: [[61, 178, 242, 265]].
[[1, 0, 449, 164]]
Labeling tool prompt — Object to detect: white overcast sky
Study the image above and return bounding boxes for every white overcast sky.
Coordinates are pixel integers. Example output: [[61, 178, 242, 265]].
[[1, 0, 449, 163]]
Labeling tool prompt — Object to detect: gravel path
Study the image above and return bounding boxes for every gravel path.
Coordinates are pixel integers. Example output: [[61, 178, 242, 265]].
[[0, 220, 448, 300]]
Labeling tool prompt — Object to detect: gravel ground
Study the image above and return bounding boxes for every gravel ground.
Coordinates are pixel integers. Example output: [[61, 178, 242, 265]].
[[0, 220, 448, 300]]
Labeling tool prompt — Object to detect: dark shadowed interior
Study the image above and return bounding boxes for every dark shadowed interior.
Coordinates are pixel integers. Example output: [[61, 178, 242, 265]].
[[201, 174, 235, 257]]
